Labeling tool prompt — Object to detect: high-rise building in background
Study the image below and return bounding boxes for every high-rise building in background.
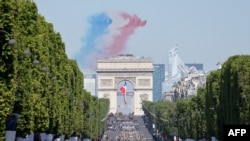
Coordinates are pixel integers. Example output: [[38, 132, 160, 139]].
[[167, 47, 177, 77], [84, 73, 97, 96], [83, 46, 206, 103], [168, 46, 189, 78], [162, 46, 207, 102], [153, 64, 165, 102], [163, 46, 188, 93]]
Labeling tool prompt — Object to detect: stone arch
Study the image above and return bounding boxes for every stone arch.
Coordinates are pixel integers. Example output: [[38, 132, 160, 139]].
[[96, 54, 154, 115], [116, 80, 135, 114]]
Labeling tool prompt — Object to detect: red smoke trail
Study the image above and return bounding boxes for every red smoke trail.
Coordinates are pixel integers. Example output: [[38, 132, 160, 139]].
[[103, 12, 146, 57]]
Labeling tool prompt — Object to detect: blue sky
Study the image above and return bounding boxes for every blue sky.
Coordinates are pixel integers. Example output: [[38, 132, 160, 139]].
[[34, 0, 250, 73]]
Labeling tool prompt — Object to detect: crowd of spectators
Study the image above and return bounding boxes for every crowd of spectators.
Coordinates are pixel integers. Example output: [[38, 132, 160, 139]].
[[101, 113, 153, 141]]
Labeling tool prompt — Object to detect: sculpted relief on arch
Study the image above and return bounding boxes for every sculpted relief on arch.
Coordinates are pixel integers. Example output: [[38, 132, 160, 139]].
[[100, 79, 113, 87], [140, 93, 149, 101], [138, 79, 151, 86]]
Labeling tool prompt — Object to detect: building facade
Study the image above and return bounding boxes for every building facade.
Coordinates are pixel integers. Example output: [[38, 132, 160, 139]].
[[185, 63, 203, 71], [84, 73, 97, 96], [162, 46, 206, 102], [153, 64, 165, 102]]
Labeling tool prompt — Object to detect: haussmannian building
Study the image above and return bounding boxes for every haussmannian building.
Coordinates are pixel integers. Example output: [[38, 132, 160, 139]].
[[162, 46, 207, 102]]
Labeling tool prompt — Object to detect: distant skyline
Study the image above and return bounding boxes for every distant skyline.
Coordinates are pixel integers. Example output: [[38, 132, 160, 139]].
[[34, 0, 250, 73]]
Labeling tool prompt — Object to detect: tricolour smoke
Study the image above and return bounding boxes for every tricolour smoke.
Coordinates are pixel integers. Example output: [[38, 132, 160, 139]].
[[76, 12, 112, 71], [104, 12, 146, 57], [77, 11, 146, 72]]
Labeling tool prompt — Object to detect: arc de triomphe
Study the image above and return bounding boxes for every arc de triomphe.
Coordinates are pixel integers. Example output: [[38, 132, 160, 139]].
[[96, 54, 154, 115]]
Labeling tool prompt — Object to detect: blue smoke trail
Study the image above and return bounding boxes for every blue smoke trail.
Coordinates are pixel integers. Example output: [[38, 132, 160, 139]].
[[75, 12, 112, 72], [83, 12, 112, 54]]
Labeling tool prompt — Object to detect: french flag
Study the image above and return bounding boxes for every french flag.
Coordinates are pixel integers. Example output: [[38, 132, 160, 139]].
[[120, 81, 127, 105]]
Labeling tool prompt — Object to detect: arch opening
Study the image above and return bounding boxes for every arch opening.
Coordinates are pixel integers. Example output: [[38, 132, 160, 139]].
[[116, 80, 134, 115]]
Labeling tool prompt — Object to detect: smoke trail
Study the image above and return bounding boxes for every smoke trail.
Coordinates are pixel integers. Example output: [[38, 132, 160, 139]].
[[76, 12, 112, 71], [77, 11, 146, 72], [103, 12, 146, 56]]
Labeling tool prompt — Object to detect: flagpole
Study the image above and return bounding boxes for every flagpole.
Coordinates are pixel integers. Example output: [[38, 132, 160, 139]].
[[119, 80, 127, 105], [124, 80, 127, 105]]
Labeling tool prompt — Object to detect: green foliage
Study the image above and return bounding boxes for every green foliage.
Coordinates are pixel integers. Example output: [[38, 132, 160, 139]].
[[142, 101, 177, 138], [215, 55, 250, 140], [205, 70, 220, 139], [143, 56, 250, 140], [2, 0, 249, 140], [0, 82, 15, 140], [0, 0, 110, 139]]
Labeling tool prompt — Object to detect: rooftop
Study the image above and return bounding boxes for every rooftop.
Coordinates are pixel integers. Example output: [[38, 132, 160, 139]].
[[97, 54, 153, 63]]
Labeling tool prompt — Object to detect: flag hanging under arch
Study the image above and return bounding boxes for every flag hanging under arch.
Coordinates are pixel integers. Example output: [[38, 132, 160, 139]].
[[120, 82, 127, 105]]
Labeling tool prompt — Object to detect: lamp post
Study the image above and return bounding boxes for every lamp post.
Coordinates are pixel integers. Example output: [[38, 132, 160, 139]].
[[16, 50, 40, 141], [89, 114, 95, 139], [1, 29, 41, 141], [46, 75, 57, 141], [38, 66, 48, 141], [0, 29, 16, 46], [33, 56, 40, 66], [64, 90, 70, 140], [1, 29, 18, 141]]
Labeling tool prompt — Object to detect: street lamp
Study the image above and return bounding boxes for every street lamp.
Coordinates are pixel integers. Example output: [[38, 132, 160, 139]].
[[23, 49, 31, 57], [15, 46, 41, 141], [48, 74, 57, 138], [41, 67, 47, 72], [2, 29, 42, 141], [0, 29, 16, 46], [33, 56, 40, 66]]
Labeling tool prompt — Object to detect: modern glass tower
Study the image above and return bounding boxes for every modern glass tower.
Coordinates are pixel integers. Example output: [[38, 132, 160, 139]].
[[163, 46, 189, 93], [153, 64, 165, 102]]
